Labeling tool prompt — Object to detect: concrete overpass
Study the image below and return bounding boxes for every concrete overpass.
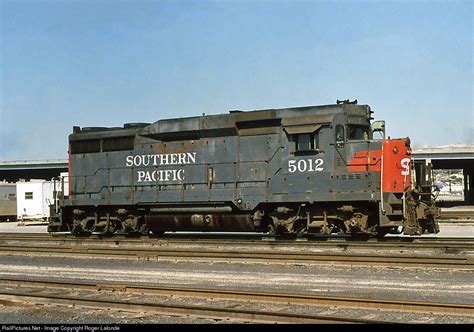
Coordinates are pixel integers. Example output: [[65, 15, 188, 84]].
[[0, 159, 67, 182], [412, 145, 474, 205], [412, 145, 474, 167]]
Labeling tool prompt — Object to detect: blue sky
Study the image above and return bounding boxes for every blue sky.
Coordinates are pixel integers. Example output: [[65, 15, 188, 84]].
[[0, 0, 472, 160]]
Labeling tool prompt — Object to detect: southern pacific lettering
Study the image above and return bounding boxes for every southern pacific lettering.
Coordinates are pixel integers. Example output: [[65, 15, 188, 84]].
[[125, 152, 197, 183], [125, 153, 197, 167]]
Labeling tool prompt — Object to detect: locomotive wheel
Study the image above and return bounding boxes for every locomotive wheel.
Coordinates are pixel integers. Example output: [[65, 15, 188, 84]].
[[127, 226, 150, 237], [71, 228, 91, 237], [421, 216, 439, 234], [267, 223, 276, 236], [138, 222, 150, 235], [104, 221, 117, 235], [69, 221, 91, 237]]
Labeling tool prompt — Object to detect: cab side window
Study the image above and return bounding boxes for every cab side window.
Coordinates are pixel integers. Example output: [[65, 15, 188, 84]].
[[347, 125, 369, 140], [335, 124, 345, 143], [292, 131, 320, 152], [285, 125, 322, 154]]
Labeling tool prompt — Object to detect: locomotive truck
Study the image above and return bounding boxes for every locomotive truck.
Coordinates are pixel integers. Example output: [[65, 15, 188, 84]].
[[47, 100, 440, 237]]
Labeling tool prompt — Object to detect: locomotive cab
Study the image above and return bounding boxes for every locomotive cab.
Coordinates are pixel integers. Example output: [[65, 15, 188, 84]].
[[322, 101, 439, 236]]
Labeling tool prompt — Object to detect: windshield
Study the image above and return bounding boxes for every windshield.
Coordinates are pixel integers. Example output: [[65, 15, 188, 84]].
[[347, 125, 369, 140]]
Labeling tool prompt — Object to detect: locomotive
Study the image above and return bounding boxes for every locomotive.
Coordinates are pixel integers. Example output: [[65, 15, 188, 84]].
[[47, 100, 440, 237]]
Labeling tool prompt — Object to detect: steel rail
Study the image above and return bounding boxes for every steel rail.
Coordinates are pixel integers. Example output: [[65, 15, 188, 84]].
[[1, 233, 474, 269], [1, 233, 474, 256], [0, 293, 357, 324], [1, 232, 474, 246], [439, 210, 474, 221], [0, 278, 377, 324], [440, 210, 474, 217], [0, 243, 472, 268], [0, 277, 472, 323]]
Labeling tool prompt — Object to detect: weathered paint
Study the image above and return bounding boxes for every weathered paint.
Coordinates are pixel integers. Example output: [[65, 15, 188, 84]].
[[50, 102, 439, 235]]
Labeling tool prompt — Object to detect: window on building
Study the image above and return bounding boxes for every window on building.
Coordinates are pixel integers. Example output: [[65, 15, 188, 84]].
[[25, 192, 33, 200]]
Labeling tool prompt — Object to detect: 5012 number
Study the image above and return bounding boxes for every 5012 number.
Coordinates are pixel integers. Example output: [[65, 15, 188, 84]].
[[288, 159, 324, 173]]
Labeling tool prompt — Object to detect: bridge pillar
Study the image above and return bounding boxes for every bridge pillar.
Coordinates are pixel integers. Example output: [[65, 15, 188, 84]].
[[464, 168, 474, 205]]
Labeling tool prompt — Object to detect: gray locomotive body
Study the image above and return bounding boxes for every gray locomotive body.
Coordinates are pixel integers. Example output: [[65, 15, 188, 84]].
[[48, 102, 439, 236]]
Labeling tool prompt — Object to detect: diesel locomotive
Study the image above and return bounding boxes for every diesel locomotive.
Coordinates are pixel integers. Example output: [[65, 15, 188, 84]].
[[48, 100, 440, 237]]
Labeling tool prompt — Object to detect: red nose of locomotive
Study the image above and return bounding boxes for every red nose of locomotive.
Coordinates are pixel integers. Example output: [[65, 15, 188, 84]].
[[382, 138, 412, 193], [381, 137, 440, 235]]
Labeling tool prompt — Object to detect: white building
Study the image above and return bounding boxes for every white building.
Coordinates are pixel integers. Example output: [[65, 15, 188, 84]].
[[16, 173, 68, 222]]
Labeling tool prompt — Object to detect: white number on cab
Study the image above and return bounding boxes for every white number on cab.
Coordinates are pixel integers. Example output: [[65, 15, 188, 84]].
[[288, 159, 324, 173]]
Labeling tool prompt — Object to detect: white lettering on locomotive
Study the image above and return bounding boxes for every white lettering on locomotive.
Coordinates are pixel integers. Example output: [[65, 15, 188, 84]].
[[401, 157, 411, 176], [126, 153, 196, 183], [126, 152, 196, 167], [288, 158, 324, 173], [136, 169, 184, 182]]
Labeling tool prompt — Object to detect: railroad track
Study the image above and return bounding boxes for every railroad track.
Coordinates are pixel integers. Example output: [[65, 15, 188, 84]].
[[0, 233, 473, 269], [0, 277, 472, 323], [1, 231, 474, 243], [439, 209, 474, 221], [2, 232, 474, 251]]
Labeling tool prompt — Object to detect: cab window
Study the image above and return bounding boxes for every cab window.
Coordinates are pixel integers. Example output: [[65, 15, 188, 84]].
[[335, 124, 345, 143], [294, 133, 318, 151], [346, 125, 369, 140]]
